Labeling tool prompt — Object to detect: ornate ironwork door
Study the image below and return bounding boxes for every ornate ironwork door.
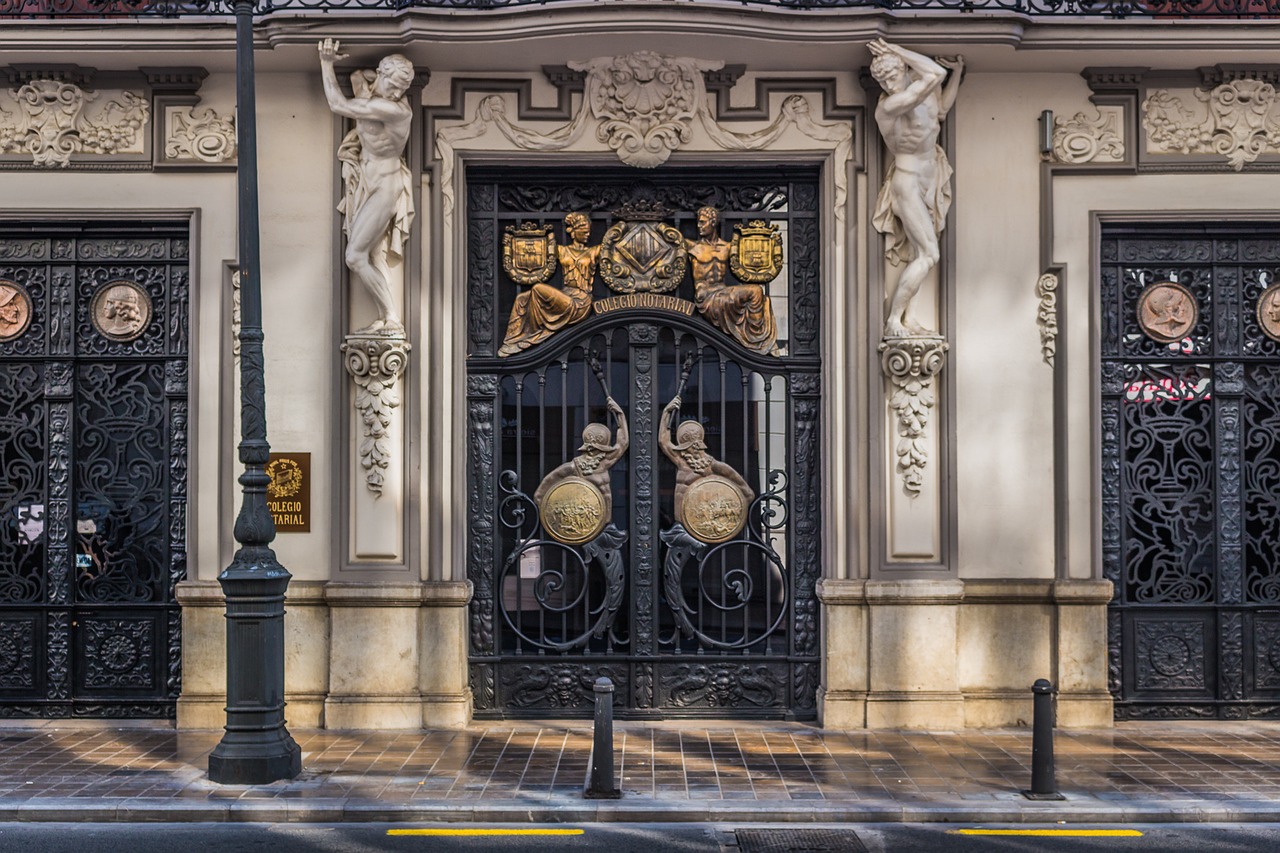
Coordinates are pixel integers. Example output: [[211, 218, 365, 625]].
[[1102, 222, 1280, 719], [0, 222, 188, 718], [466, 167, 821, 718]]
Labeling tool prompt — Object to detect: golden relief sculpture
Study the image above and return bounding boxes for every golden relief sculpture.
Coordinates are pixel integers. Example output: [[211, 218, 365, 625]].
[[502, 222, 557, 285], [0, 280, 33, 343], [729, 219, 784, 284], [499, 212, 599, 357], [659, 393, 754, 544], [534, 397, 629, 545], [598, 202, 688, 294], [687, 206, 779, 355]]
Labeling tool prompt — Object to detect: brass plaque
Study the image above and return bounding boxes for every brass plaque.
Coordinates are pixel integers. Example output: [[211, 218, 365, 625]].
[[502, 222, 557, 286], [1136, 281, 1196, 344], [90, 279, 152, 342], [1259, 282, 1280, 343], [539, 476, 606, 545], [730, 220, 784, 284], [0, 279, 33, 343], [267, 452, 310, 533], [681, 474, 749, 544]]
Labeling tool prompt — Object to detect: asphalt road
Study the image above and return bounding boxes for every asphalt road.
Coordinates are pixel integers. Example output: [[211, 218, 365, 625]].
[[2, 822, 1280, 852]]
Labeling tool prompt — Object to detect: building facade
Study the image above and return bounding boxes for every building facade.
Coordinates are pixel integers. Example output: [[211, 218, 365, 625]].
[[1, 1, 1278, 730]]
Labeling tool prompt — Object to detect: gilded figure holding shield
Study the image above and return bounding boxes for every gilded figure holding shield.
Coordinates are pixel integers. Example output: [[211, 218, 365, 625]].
[[499, 212, 598, 357], [686, 206, 779, 355]]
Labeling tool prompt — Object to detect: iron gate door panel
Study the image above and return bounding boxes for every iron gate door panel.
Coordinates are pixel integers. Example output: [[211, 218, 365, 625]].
[[1102, 223, 1280, 720], [466, 167, 821, 718], [0, 223, 188, 718]]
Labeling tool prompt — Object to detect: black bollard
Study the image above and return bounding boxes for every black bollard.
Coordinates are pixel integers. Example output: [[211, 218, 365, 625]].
[[584, 677, 621, 799], [1022, 678, 1065, 800]]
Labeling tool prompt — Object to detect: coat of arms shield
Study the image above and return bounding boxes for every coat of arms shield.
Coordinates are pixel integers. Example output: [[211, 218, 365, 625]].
[[502, 222, 558, 286], [729, 220, 784, 285]]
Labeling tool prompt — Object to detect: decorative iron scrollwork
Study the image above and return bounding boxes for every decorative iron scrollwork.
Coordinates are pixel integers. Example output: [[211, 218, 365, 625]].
[[661, 471, 788, 651], [496, 471, 627, 652]]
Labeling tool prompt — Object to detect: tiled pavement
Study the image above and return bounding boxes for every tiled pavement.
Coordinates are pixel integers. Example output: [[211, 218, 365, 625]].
[[1, 721, 1279, 822]]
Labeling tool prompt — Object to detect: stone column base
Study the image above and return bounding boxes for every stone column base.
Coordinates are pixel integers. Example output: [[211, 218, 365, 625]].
[[324, 582, 423, 731], [323, 695, 425, 730]]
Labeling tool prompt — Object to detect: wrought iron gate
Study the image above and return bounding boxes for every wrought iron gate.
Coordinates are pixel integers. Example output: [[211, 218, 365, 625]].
[[466, 167, 821, 717], [1103, 222, 1280, 719], [0, 222, 188, 718]]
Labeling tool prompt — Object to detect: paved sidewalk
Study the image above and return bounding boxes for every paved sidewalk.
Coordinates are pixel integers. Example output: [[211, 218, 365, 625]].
[[0, 721, 1278, 823]]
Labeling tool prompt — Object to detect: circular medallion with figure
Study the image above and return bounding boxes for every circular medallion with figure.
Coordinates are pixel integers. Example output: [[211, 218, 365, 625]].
[[1258, 283, 1280, 343], [539, 476, 606, 545], [0, 280, 33, 343], [91, 280, 151, 342], [1136, 281, 1196, 344], [682, 474, 749, 544]]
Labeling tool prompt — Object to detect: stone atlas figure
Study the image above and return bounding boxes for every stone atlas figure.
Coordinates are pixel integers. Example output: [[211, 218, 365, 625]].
[[869, 39, 964, 338], [686, 206, 779, 355], [499, 212, 599, 357], [319, 38, 415, 335]]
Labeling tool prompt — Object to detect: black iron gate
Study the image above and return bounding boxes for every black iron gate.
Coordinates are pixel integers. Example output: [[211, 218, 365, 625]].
[[1102, 222, 1280, 719], [466, 167, 821, 718], [0, 222, 188, 718]]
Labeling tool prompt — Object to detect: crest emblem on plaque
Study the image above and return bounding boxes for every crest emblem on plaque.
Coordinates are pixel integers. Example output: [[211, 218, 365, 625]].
[[730, 220, 783, 284], [502, 222, 558, 286], [598, 202, 688, 294]]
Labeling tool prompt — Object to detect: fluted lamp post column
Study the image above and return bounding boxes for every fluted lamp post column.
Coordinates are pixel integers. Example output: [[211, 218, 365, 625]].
[[207, 0, 302, 785]]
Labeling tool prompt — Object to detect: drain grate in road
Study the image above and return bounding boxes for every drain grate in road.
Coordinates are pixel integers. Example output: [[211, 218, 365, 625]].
[[735, 828, 868, 853]]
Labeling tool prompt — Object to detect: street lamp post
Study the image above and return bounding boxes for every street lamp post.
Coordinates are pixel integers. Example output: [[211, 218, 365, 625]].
[[206, 0, 302, 785]]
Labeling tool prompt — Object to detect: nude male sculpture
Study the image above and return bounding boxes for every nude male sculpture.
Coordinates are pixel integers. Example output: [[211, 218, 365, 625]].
[[319, 38, 415, 335], [869, 39, 964, 338], [686, 206, 778, 355]]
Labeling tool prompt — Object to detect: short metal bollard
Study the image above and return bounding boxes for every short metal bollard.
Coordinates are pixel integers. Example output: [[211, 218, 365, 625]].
[[584, 677, 621, 799], [1023, 678, 1065, 800]]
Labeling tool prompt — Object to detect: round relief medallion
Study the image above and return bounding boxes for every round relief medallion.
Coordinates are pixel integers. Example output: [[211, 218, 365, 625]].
[[1258, 283, 1280, 343], [539, 476, 606, 545], [0, 280, 33, 343], [681, 474, 749, 544], [90, 280, 151, 342], [1267, 639, 1280, 675], [100, 634, 139, 674], [1149, 634, 1192, 678], [0, 634, 19, 676], [1137, 281, 1197, 344]]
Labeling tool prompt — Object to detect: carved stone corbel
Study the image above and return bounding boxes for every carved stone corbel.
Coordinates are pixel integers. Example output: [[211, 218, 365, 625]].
[[879, 334, 948, 497], [342, 334, 411, 496], [1036, 272, 1059, 366]]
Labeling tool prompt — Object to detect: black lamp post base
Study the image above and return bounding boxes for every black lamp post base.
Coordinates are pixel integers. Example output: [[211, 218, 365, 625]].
[[209, 735, 301, 785]]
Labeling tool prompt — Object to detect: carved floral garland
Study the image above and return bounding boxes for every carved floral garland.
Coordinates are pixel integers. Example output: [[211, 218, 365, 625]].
[[1145, 78, 1280, 171], [0, 80, 149, 168]]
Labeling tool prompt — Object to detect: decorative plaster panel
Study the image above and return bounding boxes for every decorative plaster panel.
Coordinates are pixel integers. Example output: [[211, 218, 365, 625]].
[[164, 105, 235, 163], [1036, 272, 1058, 366], [0, 79, 148, 167], [1144, 79, 1280, 171], [1052, 107, 1124, 164]]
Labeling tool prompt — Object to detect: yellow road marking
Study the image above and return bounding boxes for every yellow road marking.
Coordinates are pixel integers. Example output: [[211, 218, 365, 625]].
[[387, 828, 585, 837], [953, 829, 1144, 837]]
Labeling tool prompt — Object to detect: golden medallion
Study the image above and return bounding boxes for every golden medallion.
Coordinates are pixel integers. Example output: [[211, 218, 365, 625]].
[[502, 222, 558, 286], [681, 474, 749, 544], [729, 220, 783, 284], [598, 206, 688, 294], [1136, 281, 1196, 344], [90, 280, 151, 342], [540, 476, 607, 545], [0, 279, 33, 343], [1259, 283, 1280, 343]]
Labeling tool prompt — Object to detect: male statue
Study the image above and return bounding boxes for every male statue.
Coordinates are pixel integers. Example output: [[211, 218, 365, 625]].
[[659, 395, 754, 525], [686, 206, 778, 355], [869, 39, 964, 338], [533, 398, 629, 532], [319, 38, 415, 335]]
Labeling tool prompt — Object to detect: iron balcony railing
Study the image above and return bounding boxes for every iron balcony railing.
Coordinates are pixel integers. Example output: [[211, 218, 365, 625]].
[[1, 0, 1277, 19]]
